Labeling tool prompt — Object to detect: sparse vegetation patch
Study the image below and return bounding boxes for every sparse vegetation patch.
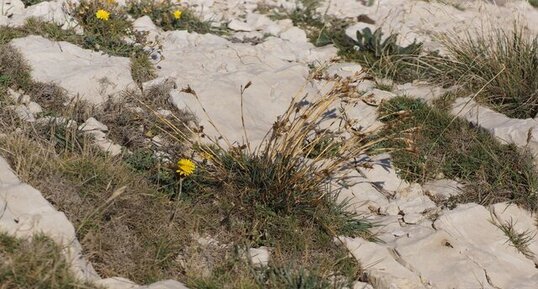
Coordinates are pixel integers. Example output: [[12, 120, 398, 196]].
[[0, 232, 99, 289], [378, 96, 538, 210]]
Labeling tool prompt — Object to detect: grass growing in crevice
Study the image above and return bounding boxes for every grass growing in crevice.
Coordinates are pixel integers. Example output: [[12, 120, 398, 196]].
[[0, 232, 100, 289], [378, 96, 538, 210], [429, 27, 538, 118], [131, 51, 157, 85], [0, 18, 156, 84], [529, 0, 538, 8], [125, 0, 229, 35], [493, 218, 536, 258]]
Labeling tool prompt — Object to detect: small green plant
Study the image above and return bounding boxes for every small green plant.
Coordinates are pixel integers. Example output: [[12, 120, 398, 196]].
[[131, 51, 157, 84], [0, 232, 99, 288], [254, 266, 335, 289], [494, 218, 535, 258], [67, 0, 144, 57], [378, 97, 538, 210], [529, 0, 538, 8], [353, 28, 422, 58], [339, 27, 424, 81]]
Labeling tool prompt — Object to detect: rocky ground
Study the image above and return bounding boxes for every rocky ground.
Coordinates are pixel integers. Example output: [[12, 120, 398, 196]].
[[1, 0, 538, 288]]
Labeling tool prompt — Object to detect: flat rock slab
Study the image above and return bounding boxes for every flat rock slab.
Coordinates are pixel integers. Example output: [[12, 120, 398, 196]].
[[431, 204, 538, 288], [153, 30, 336, 146], [491, 202, 538, 265], [341, 236, 428, 289], [358, 154, 410, 193], [452, 97, 538, 158], [10, 36, 135, 105]]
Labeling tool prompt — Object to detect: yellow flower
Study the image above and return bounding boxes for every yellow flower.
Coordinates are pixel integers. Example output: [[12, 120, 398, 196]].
[[96, 9, 110, 21], [172, 10, 182, 20], [176, 159, 195, 177]]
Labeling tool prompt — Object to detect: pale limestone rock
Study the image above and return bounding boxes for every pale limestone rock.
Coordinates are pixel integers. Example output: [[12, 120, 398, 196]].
[[395, 82, 447, 104], [26, 102, 43, 115], [434, 203, 538, 288], [402, 213, 423, 224], [396, 196, 437, 215], [394, 229, 492, 288], [133, 16, 160, 43], [0, 0, 25, 16], [452, 97, 538, 161], [358, 154, 409, 193], [79, 117, 109, 132], [10, 36, 135, 105], [9, 1, 79, 30], [356, 79, 376, 92], [97, 277, 139, 289], [338, 180, 389, 214], [280, 27, 308, 43], [352, 281, 374, 289], [325, 62, 364, 79], [249, 246, 270, 267], [370, 89, 396, 103], [340, 237, 427, 289], [422, 179, 463, 200], [228, 19, 254, 31], [491, 202, 538, 264], [396, 183, 423, 200], [9, 105, 35, 122], [151, 30, 336, 146], [140, 280, 189, 289], [343, 98, 384, 133]]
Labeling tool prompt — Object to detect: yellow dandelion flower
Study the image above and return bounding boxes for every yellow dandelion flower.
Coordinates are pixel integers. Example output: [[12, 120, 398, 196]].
[[200, 151, 213, 161], [96, 9, 110, 21], [172, 10, 182, 20], [176, 158, 195, 177]]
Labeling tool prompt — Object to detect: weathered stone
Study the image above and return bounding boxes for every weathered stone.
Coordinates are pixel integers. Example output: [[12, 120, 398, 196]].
[[10, 36, 135, 105], [422, 179, 463, 200], [358, 154, 409, 193], [341, 237, 427, 289], [26, 102, 43, 115], [249, 246, 270, 267], [228, 19, 254, 31], [96, 277, 139, 289], [79, 117, 109, 132]]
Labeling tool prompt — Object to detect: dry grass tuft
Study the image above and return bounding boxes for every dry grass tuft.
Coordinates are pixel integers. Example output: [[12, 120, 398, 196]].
[[428, 26, 538, 118], [0, 232, 99, 289]]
